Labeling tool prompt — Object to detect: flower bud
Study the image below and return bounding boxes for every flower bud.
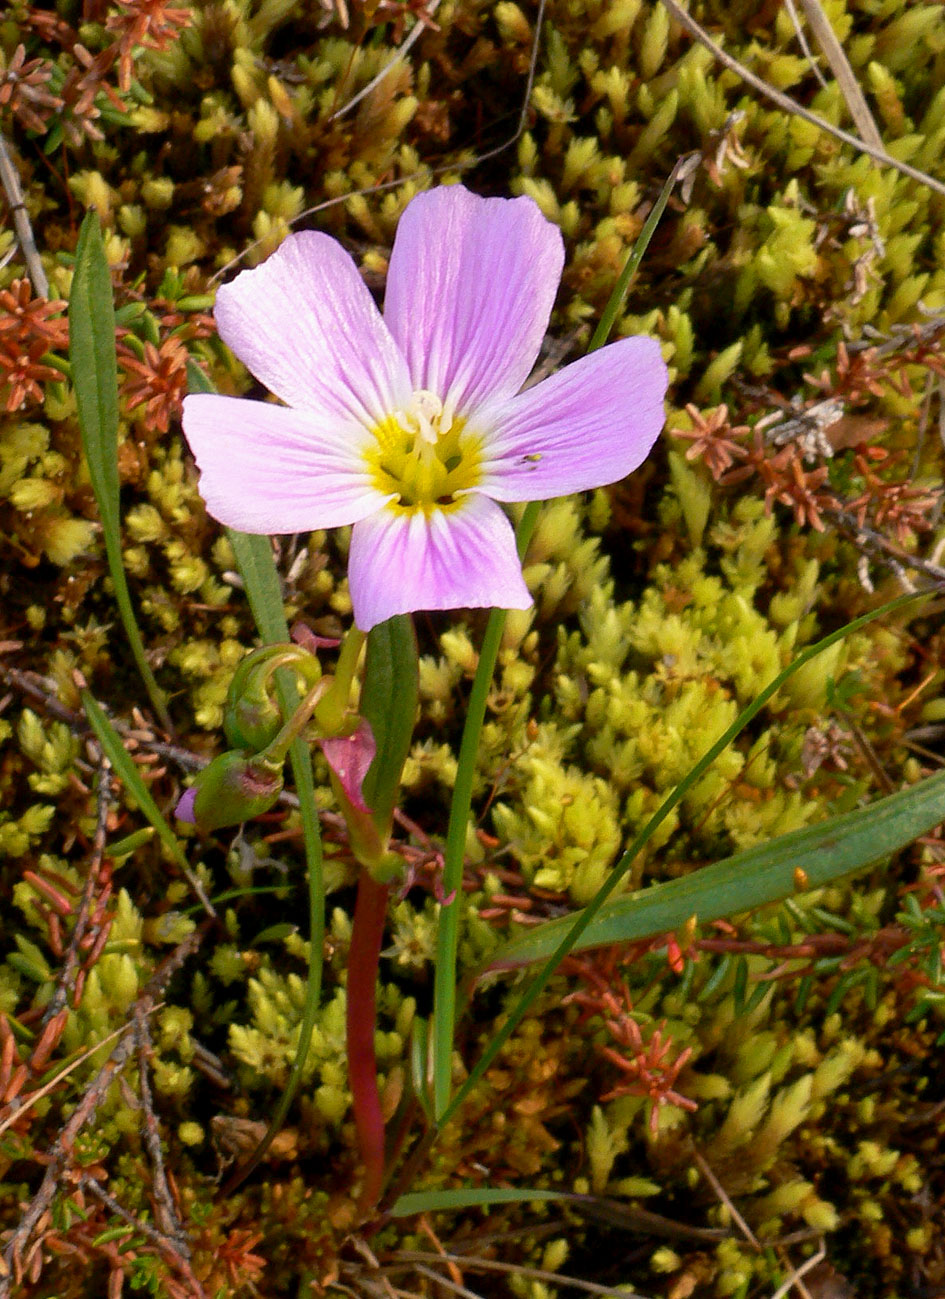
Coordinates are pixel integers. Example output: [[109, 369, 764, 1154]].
[[223, 644, 320, 752], [177, 751, 283, 832], [223, 690, 283, 753]]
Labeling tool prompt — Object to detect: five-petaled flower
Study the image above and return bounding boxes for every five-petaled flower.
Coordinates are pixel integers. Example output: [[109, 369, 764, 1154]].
[[182, 185, 668, 630]]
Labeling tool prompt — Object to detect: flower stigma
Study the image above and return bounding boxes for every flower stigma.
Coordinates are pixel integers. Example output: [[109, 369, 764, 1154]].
[[366, 389, 483, 514]]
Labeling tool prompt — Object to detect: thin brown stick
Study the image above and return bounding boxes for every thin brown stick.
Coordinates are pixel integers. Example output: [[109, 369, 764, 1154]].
[[387, 1252, 653, 1299], [329, 0, 443, 122], [41, 752, 113, 1025], [768, 1239, 826, 1299], [0, 1012, 163, 1139], [0, 663, 201, 771], [412, 1263, 487, 1299], [794, 0, 883, 149], [0, 130, 48, 297], [781, 0, 829, 91], [824, 509, 945, 585], [80, 1178, 206, 1299], [692, 1148, 761, 1251], [659, 0, 945, 198], [135, 1010, 189, 1253]]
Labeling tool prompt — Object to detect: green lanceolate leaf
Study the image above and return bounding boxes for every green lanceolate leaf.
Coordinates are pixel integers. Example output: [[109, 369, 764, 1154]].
[[70, 216, 120, 528], [360, 615, 419, 839], [70, 212, 171, 731], [226, 530, 290, 646], [486, 766, 945, 970], [392, 1187, 567, 1216]]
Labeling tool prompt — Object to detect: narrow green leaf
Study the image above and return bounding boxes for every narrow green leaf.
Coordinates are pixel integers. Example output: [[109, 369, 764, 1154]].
[[70, 215, 120, 528], [224, 529, 287, 647], [360, 615, 419, 838], [587, 158, 686, 354], [81, 691, 191, 877], [486, 766, 945, 970], [409, 1015, 434, 1122], [431, 499, 543, 1119], [185, 356, 213, 394], [70, 213, 170, 731], [391, 1187, 567, 1216]]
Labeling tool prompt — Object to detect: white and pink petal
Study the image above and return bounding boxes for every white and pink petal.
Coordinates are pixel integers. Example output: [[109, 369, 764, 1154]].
[[347, 494, 532, 630], [214, 232, 411, 425], [383, 186, 564, 417], [182, 393, 390, 534], [474, 336, 668, 502]]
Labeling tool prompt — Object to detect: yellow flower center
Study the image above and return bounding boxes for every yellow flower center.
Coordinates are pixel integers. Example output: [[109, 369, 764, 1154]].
[[365, 390, 483, 515]]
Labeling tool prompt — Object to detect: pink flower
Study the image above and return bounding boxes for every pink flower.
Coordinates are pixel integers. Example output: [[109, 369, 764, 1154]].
[[182, 186, 668, 630]]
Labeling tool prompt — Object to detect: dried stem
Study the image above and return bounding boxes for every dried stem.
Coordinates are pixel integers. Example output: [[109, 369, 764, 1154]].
[[41, 751, 113, 1025], [329, 0, 442, 122], [134, 1010, 189, 1254], [795, 0, 884, 149], [0, 130, 48, 297], [80, 1177, 206, 1299]]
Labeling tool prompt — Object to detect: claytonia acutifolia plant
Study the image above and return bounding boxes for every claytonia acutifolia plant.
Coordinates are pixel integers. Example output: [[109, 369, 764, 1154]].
[[181, 184, 668, 629]]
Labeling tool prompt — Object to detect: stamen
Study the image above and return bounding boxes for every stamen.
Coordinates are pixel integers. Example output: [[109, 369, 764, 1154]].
[[365, 389, 482, 514], [411, 389, 444, 445]]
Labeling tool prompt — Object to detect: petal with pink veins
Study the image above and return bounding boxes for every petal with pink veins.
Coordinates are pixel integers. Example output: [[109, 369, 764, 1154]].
[[383, 186, 564, 416], [475, 337, 668, 502], [348, 494, 532, 630], [214, 232, 411, 424], [182, 393, 391, 533]]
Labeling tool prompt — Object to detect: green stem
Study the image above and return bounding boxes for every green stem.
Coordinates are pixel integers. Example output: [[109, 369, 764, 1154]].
[[316, 627, 367, 733], [347, 869, 392, 1212], [431, 502, 542, 1119]]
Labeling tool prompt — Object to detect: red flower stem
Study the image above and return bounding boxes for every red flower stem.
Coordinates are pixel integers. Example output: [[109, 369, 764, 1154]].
[[347, 868, 390, 1212]]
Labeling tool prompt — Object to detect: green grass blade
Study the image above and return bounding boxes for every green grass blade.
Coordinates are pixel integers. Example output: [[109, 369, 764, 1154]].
[[488, 766, 945, 968], [70, 212, 171, 732], [431, 499, 541, 1119], [587, 158, 685, 354], [225, 529, 289, 644], [439, 589, 927, 1128], [392, 1187, 566, 1216], [81, 691, 201, 890]]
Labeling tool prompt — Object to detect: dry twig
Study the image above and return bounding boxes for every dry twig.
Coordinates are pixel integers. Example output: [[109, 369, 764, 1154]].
[[794, 0, 883, 149], [40, 752, 114, 1025], [0, 131, 48, 297]]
